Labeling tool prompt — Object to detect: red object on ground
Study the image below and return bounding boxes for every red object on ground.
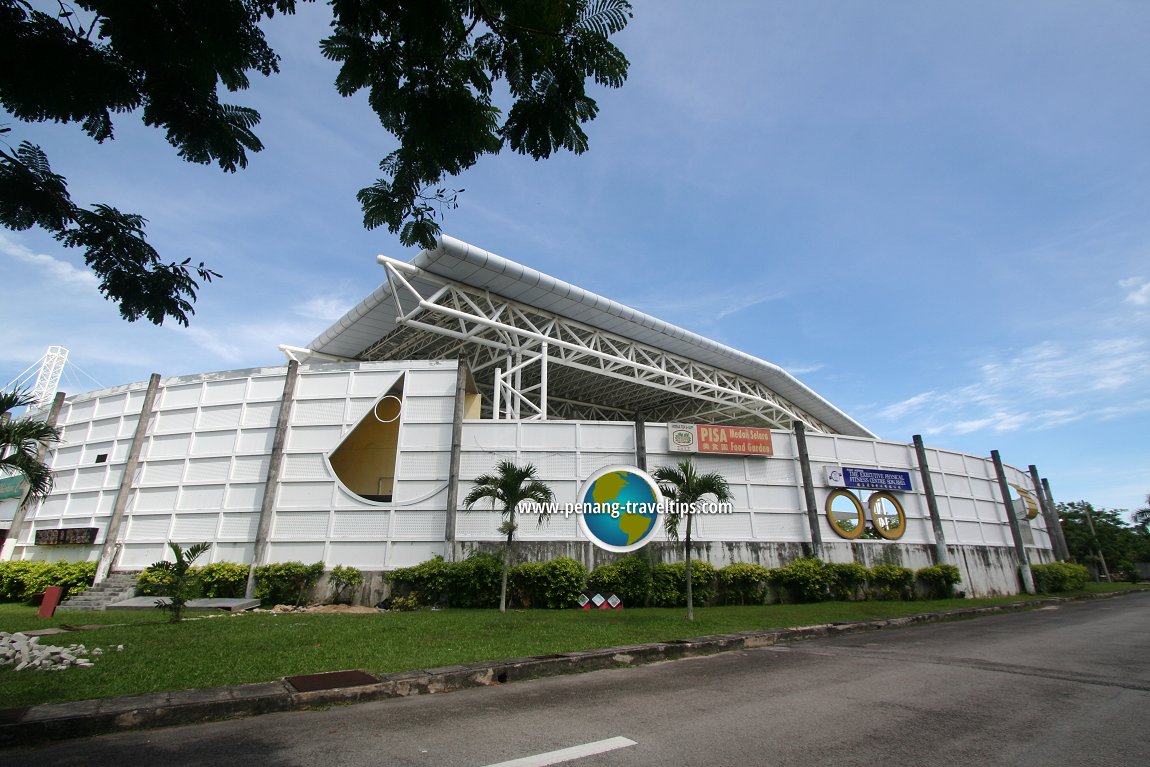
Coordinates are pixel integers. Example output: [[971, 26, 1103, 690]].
[[37, 586, 63, 618]]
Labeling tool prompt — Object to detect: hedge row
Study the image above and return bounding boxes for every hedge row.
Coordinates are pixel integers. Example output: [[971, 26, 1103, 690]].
[[137, 561, 354, 606], [1030, 562, 1090, 592], [386, 556, 968, 609], [0, 560, 98, 603]]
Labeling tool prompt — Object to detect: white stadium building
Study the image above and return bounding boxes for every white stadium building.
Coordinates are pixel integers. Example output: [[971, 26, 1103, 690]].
[[0, 237, 1066, 597]]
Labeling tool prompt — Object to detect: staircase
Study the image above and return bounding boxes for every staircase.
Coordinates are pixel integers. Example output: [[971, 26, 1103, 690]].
[[57, 572, 140, 612]]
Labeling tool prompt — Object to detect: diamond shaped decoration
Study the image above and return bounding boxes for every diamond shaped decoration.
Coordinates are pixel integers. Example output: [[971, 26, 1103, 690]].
[[591, 593, 606, 607], [606, 593, 621, 608], [577, 593, 590, 607]]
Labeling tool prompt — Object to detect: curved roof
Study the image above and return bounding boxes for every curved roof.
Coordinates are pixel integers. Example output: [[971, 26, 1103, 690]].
[[307, 235, 874, 438]]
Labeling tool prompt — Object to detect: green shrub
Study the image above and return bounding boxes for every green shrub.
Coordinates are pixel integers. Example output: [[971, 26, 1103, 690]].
[[254, 561, 325, 606], [650, 561, 716, 607], [586, 555, 653, 607], [446, 552, 502, 608], [328, 564, 364, 603], [540, 557, 588, 608], [915, 564, 962, 599], [1031, 562, 1090, 592], [1115, 560, 1140, 584], [0, 560, 98, 602], [510, 561, 548, 608], [387, 556, 452, 605], [828, 562, 871, 601], [137, 564, 182, 597], [870, 564, 915, 600], [388, 593, 421, 611], [199, 561, 249, 598], [587, 562, 622, 596], [769, 557, 834, 603], [718, 563, 771, 605]]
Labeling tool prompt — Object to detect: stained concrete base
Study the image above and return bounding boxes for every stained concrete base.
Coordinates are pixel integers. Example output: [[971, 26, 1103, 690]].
[[106, 598, 260, 612]]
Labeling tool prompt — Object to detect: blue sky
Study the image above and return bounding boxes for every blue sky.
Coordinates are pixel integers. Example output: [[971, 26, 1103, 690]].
[[2, 1, 1147, 516]]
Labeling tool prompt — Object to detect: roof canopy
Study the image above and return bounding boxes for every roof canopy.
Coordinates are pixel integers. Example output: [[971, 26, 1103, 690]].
[[297, 236, 873, 437]]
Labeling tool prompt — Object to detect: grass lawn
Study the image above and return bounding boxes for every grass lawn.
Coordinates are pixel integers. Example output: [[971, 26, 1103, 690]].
[[0, 583, 1142, 709]]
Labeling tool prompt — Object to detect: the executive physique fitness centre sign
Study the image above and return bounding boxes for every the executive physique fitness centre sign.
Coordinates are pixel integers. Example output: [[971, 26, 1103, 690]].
[[668, 423, 774, 456], [825, 466, 913, 492]]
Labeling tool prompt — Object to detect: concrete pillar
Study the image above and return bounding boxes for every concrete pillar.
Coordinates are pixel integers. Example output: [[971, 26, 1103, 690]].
[[443, 361, 468, 562], [96, 374, 162, 583], [2, 391, 66, 562], [913, 435, 949, 565], [1029, 465, 1068, 562], [991, 450, 1035, 594], [633, 411, 647, 472], [1040, 477, 1072, 565], [246, 361, 300, 599], [793, 422, 822, 559]]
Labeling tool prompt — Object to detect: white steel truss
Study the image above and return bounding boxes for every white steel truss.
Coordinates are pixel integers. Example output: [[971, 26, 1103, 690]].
[[362, 257, 834, 432]]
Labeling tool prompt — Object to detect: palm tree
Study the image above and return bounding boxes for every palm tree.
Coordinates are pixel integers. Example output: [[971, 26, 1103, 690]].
[[464, 460, 555, 613], [0, 389, 61, 507], [1134, 495, 1150, 529], [652, 459, 733, 621]]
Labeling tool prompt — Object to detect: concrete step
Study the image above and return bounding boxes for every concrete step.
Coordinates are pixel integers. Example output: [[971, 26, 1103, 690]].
[[57, 572, 141, 612]]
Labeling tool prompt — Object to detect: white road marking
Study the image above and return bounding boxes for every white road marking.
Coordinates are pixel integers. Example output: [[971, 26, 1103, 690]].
[[479, 736, 638, 767]]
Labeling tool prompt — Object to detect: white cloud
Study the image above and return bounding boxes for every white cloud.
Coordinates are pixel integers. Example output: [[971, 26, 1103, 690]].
[[1120, 276, 1150, 306], [297, 295, 354, 322], [0, 232, 97, 289]]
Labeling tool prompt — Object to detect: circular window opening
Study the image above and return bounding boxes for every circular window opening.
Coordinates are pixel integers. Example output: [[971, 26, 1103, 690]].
[[868, 492, 906, 540], [825, 489, 865, 540]]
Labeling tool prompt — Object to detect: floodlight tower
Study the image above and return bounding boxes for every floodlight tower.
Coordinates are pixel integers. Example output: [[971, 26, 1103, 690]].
[[5, 346, 69, 410]]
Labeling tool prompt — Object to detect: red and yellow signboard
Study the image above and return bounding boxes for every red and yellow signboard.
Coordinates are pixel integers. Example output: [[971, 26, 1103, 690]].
[[668, 423, 774, 456]]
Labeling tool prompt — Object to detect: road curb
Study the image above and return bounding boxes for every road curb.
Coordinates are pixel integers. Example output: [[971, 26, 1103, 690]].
[[1, 588, 1144, 747]]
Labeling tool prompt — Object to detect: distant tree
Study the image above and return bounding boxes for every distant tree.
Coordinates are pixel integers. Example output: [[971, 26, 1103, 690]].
[[0, 389, 61, 507], [1057, 501, 1150, 577], [1133, 495, 1150, 529], [0, 0, 632, 325], [463, 460, 554, 613], [652, 459, 732, 621]]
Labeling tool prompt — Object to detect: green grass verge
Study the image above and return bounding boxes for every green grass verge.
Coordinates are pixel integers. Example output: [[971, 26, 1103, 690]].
[[0, 585, 1141, 709]]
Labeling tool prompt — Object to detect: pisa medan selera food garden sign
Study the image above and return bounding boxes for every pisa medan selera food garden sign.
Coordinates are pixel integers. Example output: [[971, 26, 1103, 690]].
[[668, 423, 774, 456]]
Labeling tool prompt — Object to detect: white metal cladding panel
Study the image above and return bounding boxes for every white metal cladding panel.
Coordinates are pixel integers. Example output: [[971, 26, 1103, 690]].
[[328, 541, 387, 569], [578, 423, 635, 450], [177, 485, 226, 510], [695, 512, 753, 539], [197, 404, 242, 430], [185, 457, 230, 483], [282, 454, 330, 481], [952, 520, 984, 544], [81, 441, 114, 464], [219, 513, 259, 539], [142, 460, 184, 485], [53, 445, 83, 469], [745, 458, 798, 485], [149, 433, 191, 459], [875, 441, 913, 466], [118, 415, 139, 438], [398, 451, 451, 479], [332, 511, 391, 538], [273, 511, 330, 539], [579, 453, 635, 476], [836, 437, 878, 464], [769, 431, 798, 459], [155, 408, 196, 433], [232, 455, 270, 482], [392, 480, 448, 506], [333, 487, 382, 508], [297, 372, 351, 398], [292, 399, 346, 425], [202, 378, 248, 404], [408, 368, 457, 396], [404, 395, 454, 423], [748, 484, 802, 511], [127, 514, 172, 540], [162, 384, 202, 409], [288, 425, 343, 451], [266, 541, 325, 563], [172, 513, 220, 540], [459, 451, 518, 479], [225, 483, 263, 510], [522, 422, 578, 450], [73, 466, 108, 490], [247, 374, 287, 401], [401, 423, 452, 448], [722, 484, 750, 509], [517, 451, 577, 480], [213, 542, 254, 562], [944, 496, 979, 520], [970, 476, 999, 501], [192, 430, 237, 456], [932, 450, 965, 474], [237, 428, 275, 454], [64, 491, 97, 516], [942, 473, 973, 497], [112, 440, 131, 462], [803, 433, 838, 461], [391, 510, 446, 539], [464, 422, 518, 449], [35, 495, 67, 518], [681, 454, 746, 478], [242, 401, 280, 428], [46, 469, 73, 494], [345, 397, 377, 424], [518, 513, 578, 539], [538, 479, 579, 506], [350, 370, 404, 397], [105, 465, 124, 488], [456, 509, 503, 537], [754, 511, 808, 540], [278, 482, 335, 508], [66, 399, 96, 424], [976, 499, 1004, 521], [388, 542, 445, 568], [88, 418, 120, 442], [134, 487, 178, 512], [95, 393, 128, 418]]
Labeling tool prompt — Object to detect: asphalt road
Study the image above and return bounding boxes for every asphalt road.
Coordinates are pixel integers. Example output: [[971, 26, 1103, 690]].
[[8, 593, 1150, 766]]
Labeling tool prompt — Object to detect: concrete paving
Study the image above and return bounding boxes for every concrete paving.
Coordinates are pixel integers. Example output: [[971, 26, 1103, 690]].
[[0, 590, 1144, 749], [104, 597, 260, 612]]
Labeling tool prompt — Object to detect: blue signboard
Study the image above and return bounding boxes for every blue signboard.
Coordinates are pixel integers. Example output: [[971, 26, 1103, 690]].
[[839, 467, 913, 492]]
